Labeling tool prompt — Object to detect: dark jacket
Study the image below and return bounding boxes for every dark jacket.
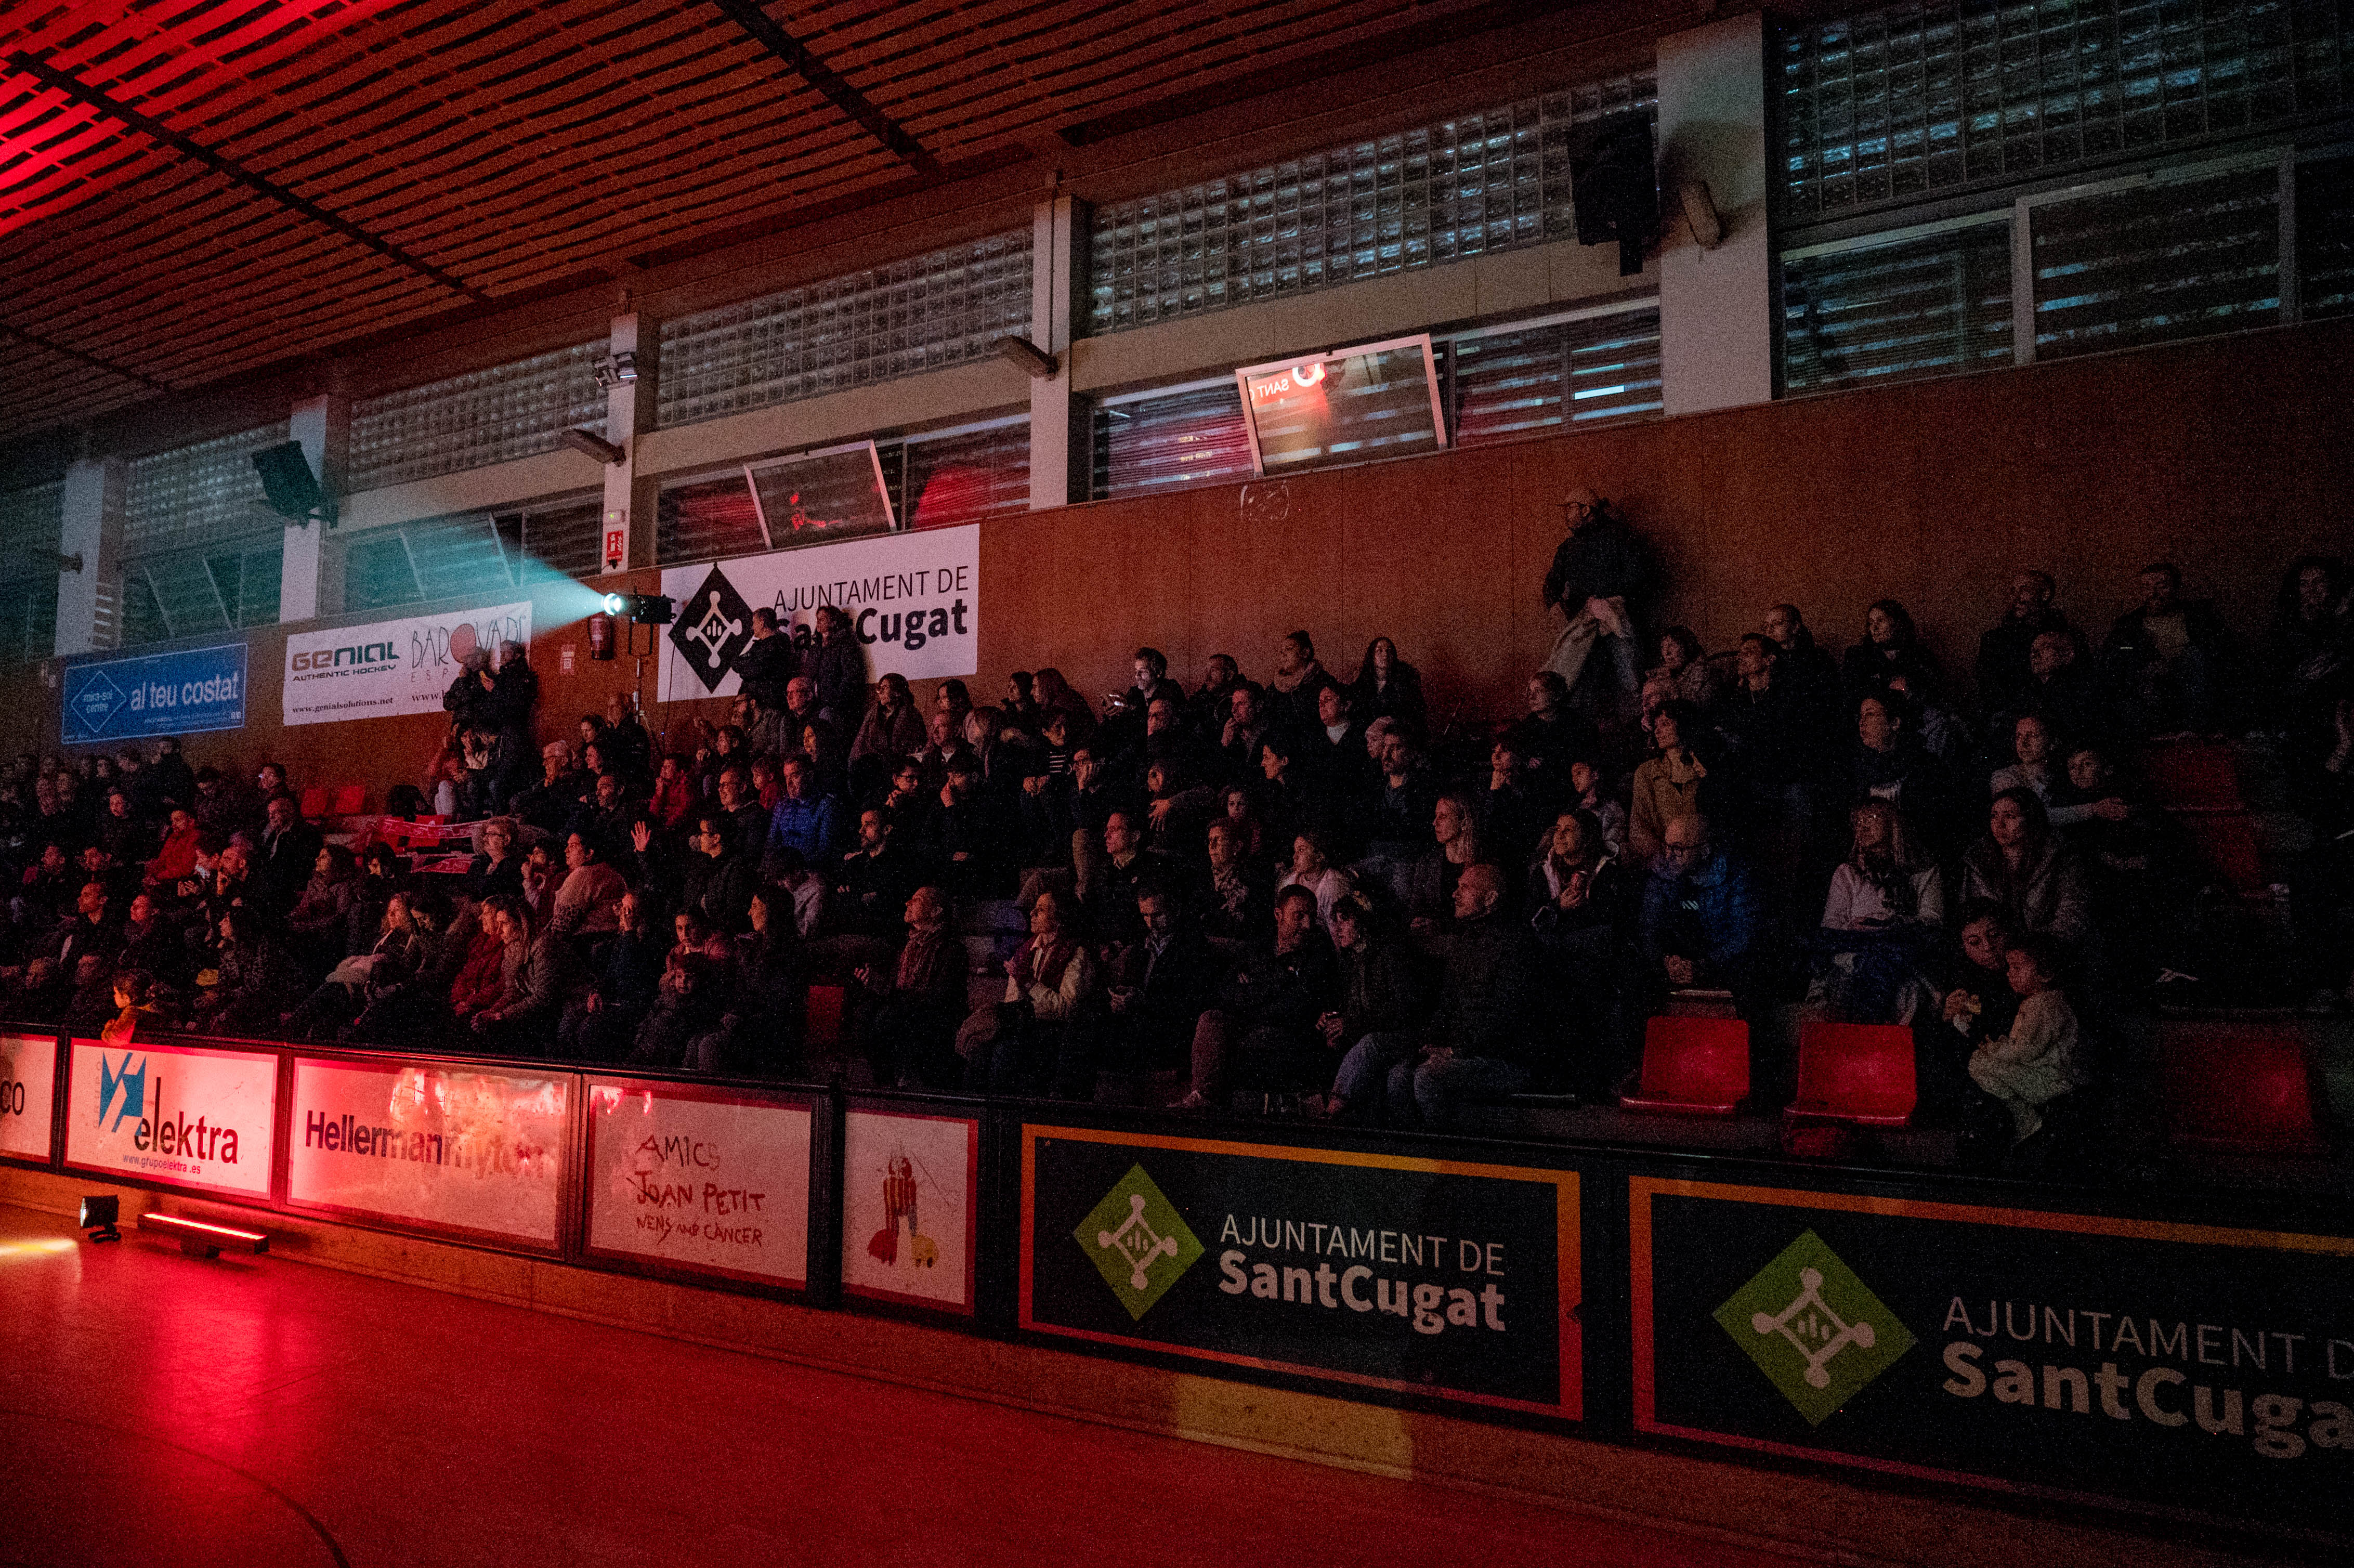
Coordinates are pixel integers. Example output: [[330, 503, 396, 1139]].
[[257, 821, 324, 913], [1213, 932, 1338, 1039], [1335, 934, 1430, 1040], [733, 630, 801, 709], [1432, 912, 1540, 1064], [1639, 846, 1760, 979], [1542, 513, 1651, 612], [1976, 608, 2085, 720], [680, 849, 758, 934], [809, 632, 867, 727]]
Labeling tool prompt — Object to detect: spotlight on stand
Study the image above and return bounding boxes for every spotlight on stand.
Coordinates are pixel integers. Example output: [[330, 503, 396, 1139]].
[[561, 428, 628, 465], [601, 592, 627, 615], [991, 334, 1058, 378], [80, 1195, 121, 1243], [617, 592, 674, 625]]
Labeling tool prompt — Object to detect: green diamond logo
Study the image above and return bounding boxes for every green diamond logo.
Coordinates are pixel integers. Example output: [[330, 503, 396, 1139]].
[[1715, 1230, 1915, 1426], [1075, 1164, 1202, 1320]]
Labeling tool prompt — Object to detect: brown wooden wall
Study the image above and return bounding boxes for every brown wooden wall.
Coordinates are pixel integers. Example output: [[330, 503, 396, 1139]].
[[12, 317, 2351, 800]]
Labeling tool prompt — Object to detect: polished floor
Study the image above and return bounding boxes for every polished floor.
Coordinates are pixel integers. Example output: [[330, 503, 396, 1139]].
[[0, 1207, 1819, 1568]]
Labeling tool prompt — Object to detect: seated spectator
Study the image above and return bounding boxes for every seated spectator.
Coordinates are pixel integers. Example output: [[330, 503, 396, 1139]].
[[1628, 701, 1709, 869], [469, 896, 582, 1054], [1503, 672, 1599, 783], [1527, 810, 1629, 1093], [923, 758, 1006, 895], [1031, 668, 1095, 743], [1276, 831, 1354, 936], [1961, 937, 2086, 1163], [96, 788, 153, 865], [1714, 635, 1816, 847], [117, 892, 188, 987], [565, 771, 635, 865], [1199, 819, 1273, 952], [1841, 599, 1938, 708], [1384, 863, 1543, 1129], [193, 905, 304, 1035], [2017, 630, 2111, 747], [879, 757, 935, 842], [2056, 746, 2153, 870], [1961, 788, 2092, 949], [724, 884, 808, 1076], [143, 807, 201, 886], [1916, 901, 2021, 1116], [850, 674, 927, 799], [1989, 715, 2105, 828], [1976, 570, 2084, 725], [2262, 554, 2350, 734], [1266, 630, 1331, 734], [2103, 561, 2227, 737], [551, 830, 628, 936], [283, 889, 425, 1042], [561, 890, 665, 1061], [1526, 809, 1627, 935], [648, 755, 695, 834], [1140, 759, 1218, 872], [1652, 625, 1725, 711], [1316, 891, 1432, 1123], [967, 889, 1096, 1097], [1639, 815, 1761, 1014], [856, 885, 965, 1089], [1253, 734, 1317, 853], [257, 793, 323, 916], [825, 807, 923, 949], [1762, 602, 1842, 723], [1100, 884, 1221, 1087], [1850, 693, 1950, 845], [1087, 810, 1172, 951], [1564, 759, 1627, 860], [765, 756, 840, 872], [1172, 884, 1336, 1109], [1186, 655, 1245, 736], [285, 844, 361, 968], [1364, 732, 1438, 853], [913, 709, 977, 793], [1350, 637, 1426, 738], [630, 949, 737, 1072], [1394, 795, 1482, 932], [345, 888, 451, 1046], [1477, 738, 1548, 874], [1807, 802, 1944, 1024], [1219, 686, 1275, 785]]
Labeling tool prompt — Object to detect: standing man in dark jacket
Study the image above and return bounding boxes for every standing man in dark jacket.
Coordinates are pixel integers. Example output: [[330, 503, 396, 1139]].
[[808, 604, 868, 730], [734, 608, 801, 754], [1387, 865, 1542, 1129], [1541, 488, 1651, 703], [257, 794, 323, 916]]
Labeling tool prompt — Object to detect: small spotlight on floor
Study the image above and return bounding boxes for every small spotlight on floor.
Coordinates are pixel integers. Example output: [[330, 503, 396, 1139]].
[[80, 1195, 120, 1243]]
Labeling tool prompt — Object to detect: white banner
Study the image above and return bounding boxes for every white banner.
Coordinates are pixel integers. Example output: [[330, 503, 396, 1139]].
[[657, 525, 978, 702], [0, 1032, 55, 1164], [840, 1109, 977, 1314], [64, 1038, 276, 1197], [287, 1059, 568, 1245], [585, 1080, 810, 1287], [283, 599, 533, 727]]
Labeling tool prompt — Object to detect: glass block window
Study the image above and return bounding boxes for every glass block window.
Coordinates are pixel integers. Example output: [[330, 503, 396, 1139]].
[[341, 498, 603, 614], [2300, 152, 2354, 317], [657, 232, 1033, 429], [1783, 218, 2016, 390], [119, 533, 283, 648], [1780, 0, 2354, 226], [124, 423, 288, 552], [348, 343, 607, 492], [0, 481, 61, 662], [1088, 68, 1658, 335], [1445, 306, 1665, 441], [2031, 161, 2282, 356], [1091, 382, 1256, 499]]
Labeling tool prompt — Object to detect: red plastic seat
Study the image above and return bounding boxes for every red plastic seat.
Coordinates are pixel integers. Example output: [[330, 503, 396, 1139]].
[[1784, 1021, 1916, 1126], [2141, 743, 2243, 813], [2159, 1025, 2327, 1155], [2181, 813, 2268, 897], [331, 784, 366, 815], [1620, 1016, 1750, 1116], [298, 786, 328, 818], [805, 984, 845, 1050]]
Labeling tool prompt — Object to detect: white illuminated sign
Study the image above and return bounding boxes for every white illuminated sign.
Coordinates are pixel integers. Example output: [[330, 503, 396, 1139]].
[[64, 1039, 276, 1198], [0, 1033, 55, 1165], [585, 1080, 812, 1288]]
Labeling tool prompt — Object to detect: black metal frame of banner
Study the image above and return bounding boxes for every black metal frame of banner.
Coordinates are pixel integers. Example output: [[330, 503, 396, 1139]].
[[7, 1020, 2350, 1548]]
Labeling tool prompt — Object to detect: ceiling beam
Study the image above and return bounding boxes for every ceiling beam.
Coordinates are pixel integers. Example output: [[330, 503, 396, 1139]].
[[4, 51, 490, 306], [0, 319, 173, 394], [706, 0, 939, 176]]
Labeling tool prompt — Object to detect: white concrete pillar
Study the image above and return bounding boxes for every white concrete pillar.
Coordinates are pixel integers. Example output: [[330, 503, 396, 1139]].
[[54, 458, 124, 656], [1656, 13, 1773, 416], [602, 311, 651, 572], [283, 393, 346, 621], [1028, 194, 1090, 510]]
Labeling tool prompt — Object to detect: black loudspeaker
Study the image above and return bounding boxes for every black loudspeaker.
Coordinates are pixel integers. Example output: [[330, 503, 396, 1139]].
[[252, 441, 326, 521], [1568, 113, 1660, 277]]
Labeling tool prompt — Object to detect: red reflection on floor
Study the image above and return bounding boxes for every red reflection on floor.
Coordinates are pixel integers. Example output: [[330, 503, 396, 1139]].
[[0, 1209, 1803, 1567]]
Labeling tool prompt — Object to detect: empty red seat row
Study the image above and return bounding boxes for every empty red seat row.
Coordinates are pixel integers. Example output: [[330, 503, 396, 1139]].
[[2140, 742, 2244, 814], [298, 785, 369, 818]]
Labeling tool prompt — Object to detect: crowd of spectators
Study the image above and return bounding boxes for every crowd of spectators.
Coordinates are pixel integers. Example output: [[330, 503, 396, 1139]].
[[3, 511, 2347, 1173]]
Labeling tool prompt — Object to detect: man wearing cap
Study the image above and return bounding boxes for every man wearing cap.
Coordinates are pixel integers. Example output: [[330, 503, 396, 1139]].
[[1541, 487, 1651, 701]]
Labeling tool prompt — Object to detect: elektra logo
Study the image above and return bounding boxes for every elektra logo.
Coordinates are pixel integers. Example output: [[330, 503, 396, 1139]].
[[1076, 1165, 1202, 1320], [1716, 1230, 1915, 1425], [94, 1052, 243, 1168]]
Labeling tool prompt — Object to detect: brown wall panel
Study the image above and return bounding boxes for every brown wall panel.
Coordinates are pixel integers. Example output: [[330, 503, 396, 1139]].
[[21, 320, 2352, 797]]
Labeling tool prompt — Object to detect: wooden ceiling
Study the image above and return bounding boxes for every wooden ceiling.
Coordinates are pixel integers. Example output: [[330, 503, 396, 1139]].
[[0, 0, 1513, 446]]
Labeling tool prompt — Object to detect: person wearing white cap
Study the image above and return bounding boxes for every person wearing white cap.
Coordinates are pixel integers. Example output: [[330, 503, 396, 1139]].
[[1541, 487, 1651, 702]]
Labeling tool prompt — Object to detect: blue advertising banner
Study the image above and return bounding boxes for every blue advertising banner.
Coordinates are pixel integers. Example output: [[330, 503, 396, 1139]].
[[62, 643, 247, 744]]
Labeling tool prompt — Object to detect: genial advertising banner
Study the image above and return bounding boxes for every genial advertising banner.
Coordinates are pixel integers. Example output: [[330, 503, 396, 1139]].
[[286, 1058, 568, 1247], [584, 1079, 811, 1288], [282, 600, 532, 727], [0, 1031, 56, 1165], [1022, 1126, 1580, 1417], [840, 1108, 978, 1314], [1632, 1178, 2354, 1541], [63, 1038, 276, 1199], [657, 524, 977, 702]]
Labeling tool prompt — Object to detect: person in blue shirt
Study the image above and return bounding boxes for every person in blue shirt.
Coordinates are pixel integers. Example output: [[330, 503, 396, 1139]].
[[764, 755, 838, 873]]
